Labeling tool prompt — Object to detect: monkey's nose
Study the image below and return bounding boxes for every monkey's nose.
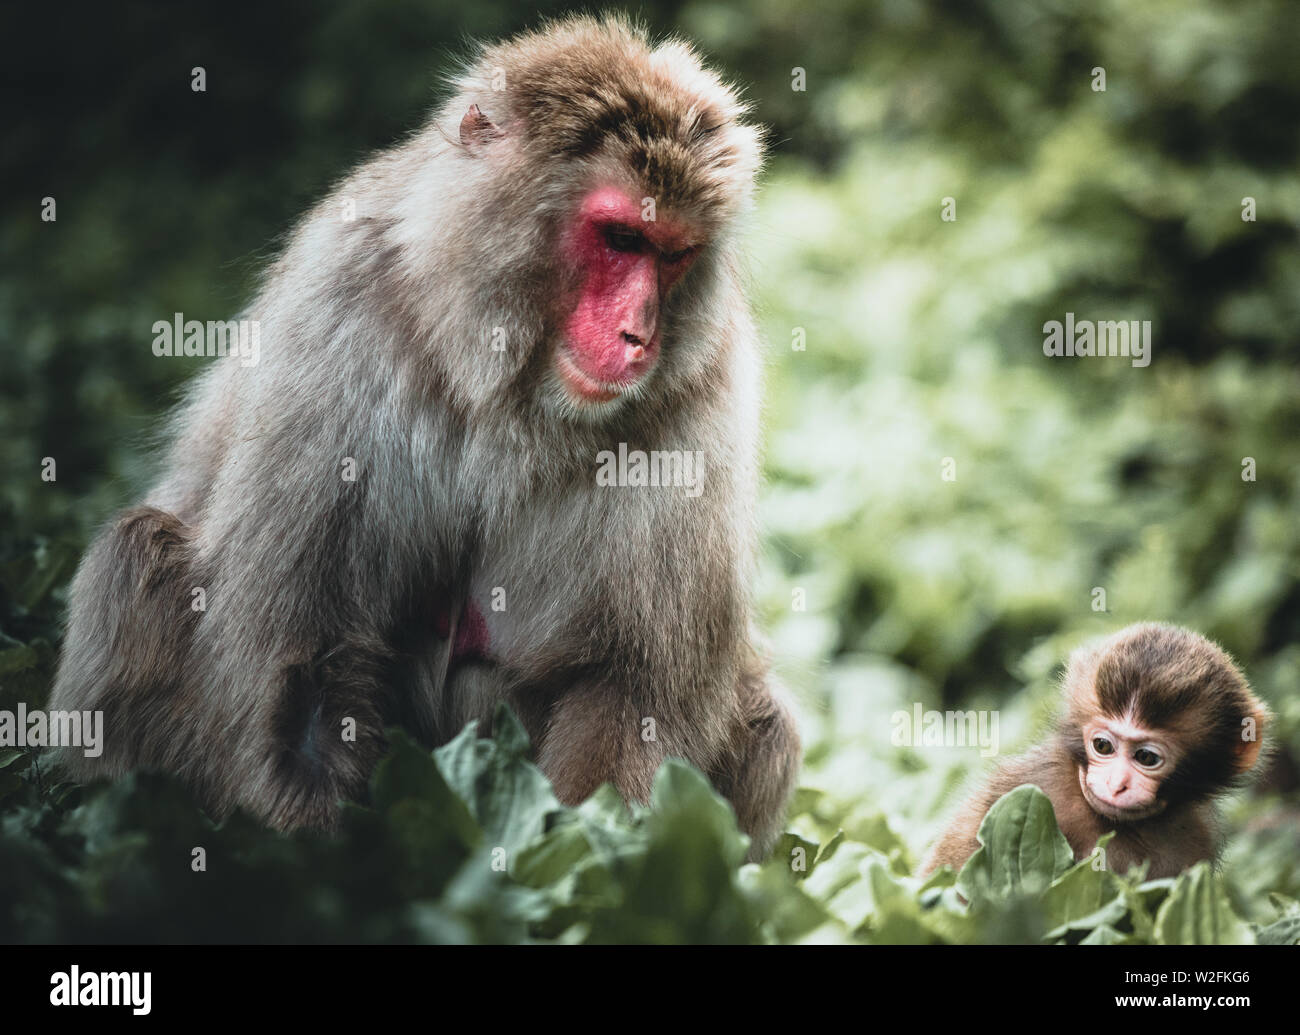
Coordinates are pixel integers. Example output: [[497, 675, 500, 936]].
[[620, 331, 647, 366]]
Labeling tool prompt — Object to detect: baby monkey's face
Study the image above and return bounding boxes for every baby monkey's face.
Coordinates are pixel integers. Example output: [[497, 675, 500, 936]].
[[1076, 714, 1179, 821]]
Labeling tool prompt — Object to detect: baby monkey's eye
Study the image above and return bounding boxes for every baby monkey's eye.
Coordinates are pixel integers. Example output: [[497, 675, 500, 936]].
[[1134, 747, 1162, 768], [1092, 736, 1114, 755], [604, 227, 643, 253]]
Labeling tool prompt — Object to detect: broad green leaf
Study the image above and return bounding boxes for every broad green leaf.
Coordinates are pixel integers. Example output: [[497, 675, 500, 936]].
[[366, 729, 480, 897], [584, 761, 756, 943], [861, 854, 967, 944], [1043, 857, 1126, 940], [918, 866, 957, 893], [820, 862, 879, 932], [958, 785, 1074, 899], [814, 829, 846, 866], [842, 809, 910, 863], [1153, 865, 1254, 945], [370, 730, 477, 840], [772, 831, 819, 879], [437, 850, 555, 941], [803, 841, 872, 903], [739, 860, 829, 942], [1256, 896, 1300, 945], [1117, 881, 1158, 944], [433, 704, 559, 853], [511, 822, 594, 887], [647, 760, 749, 870], [1256, 914, 1300, 945]]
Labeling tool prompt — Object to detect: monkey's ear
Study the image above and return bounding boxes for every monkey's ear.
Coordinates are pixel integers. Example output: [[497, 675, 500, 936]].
[[1233, 700, 1271, 773], [459, 104, 504, 155]]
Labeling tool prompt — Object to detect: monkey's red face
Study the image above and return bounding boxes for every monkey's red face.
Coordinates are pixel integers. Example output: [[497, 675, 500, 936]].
[[555, 186, 700, 407], [1078, 716, 1176, 821]]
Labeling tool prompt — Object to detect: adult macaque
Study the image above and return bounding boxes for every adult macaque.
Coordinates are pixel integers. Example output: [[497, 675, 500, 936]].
[[49, 17, 799, 857], [922, 623, 1270, 879]]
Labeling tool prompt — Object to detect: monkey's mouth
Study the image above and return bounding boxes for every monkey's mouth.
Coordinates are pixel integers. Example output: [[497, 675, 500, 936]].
[[1078, 770, 1166, 822], [555, 346, 651, 405]]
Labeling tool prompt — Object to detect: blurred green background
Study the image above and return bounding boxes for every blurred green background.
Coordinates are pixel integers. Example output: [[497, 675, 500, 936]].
[[2, 0, 1298, 942]]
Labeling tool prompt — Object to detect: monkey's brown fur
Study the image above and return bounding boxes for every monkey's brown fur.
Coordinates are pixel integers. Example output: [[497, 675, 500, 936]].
[[922, 624, 1270, 879], [49, 16, 799, 857]]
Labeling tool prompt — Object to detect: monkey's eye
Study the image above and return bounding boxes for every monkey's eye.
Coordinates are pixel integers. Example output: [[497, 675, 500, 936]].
[[1134, 747, 1162, 768], [603, 227, 644, 253], [1092, 736, 1114, 756]]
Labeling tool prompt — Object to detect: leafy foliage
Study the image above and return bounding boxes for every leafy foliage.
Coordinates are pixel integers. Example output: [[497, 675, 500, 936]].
[[0, 716, 1294, 944]]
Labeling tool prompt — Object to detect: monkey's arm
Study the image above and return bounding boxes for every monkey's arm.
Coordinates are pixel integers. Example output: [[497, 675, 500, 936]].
[[920, 794, 996, 878], [919, 754, 1047, 877], [534, 680, 665, 807], [522, 639, 797, 862], [709, 654, 800, 860]]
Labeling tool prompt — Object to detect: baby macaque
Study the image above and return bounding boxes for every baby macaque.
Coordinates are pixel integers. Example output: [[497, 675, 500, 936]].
[[923, 623, 1271, 879]]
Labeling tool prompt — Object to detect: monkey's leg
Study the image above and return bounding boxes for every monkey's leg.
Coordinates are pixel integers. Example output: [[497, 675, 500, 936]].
[[710, 670, 801, 861], [531, 671, 798, 861], [261, 637, 394, 830], [49, 505, 202, 782], [532, 684, 664, 809], [53, 503, 397, 829]]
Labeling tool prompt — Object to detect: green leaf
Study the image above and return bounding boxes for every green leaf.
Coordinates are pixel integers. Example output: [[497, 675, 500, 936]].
[[1153, 864, 1254, 945], [1256, 897, 1300, 945], [918, 866, 957, 894], [1256, 914, 1300, 945], [804, 841, 872, 904], [1043, 857, 1126, 940], [860, 853, 952, 944], [370, 731, 476, 836], [820, 862, 878, 932], [433, 704, 559, 854], [647, 760, 749, 868], [842, 810, 909, 862], [366, 729, 480, 896], [958, 786, 1075, 899], [435, 851, 555, 942], [512, 823, 595, 888], [1080, 924, 1138, 945], [772, 831, 819, 879], [814, 829, 845, 866], [739, 860, 829, 941], [579, 761, 757, 944]]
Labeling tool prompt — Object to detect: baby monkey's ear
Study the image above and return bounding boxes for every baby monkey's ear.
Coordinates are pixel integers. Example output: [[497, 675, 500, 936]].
[[1233, 696, 1271, 773]]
